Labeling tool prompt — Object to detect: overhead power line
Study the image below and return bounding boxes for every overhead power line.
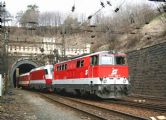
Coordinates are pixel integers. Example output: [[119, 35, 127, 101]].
[[148, 0, 166, 2]]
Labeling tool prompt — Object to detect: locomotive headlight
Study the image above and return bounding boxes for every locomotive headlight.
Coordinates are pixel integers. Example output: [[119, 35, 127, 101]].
[[103, 78, 107, 83], [100, 77, 103, 82], [123, 78, 126, 84]]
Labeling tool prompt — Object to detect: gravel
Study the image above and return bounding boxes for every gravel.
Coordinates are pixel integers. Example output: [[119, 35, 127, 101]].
[[0, 88, 93, 120]]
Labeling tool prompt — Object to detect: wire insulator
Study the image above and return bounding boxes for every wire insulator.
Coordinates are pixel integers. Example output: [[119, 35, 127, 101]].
[[71, 5, 75, 12], [115, 8, 119, 12], [100, 1, 105, 8], [88, 15, 92, 20], [107, 1, 112, 6]]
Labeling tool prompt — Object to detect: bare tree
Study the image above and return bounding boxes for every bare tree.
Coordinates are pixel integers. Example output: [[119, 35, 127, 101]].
[[39, 11, 63, 26], [63, 15, 80, 34]]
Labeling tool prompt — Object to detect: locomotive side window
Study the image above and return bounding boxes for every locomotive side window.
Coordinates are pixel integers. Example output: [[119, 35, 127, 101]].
[[80, 60, 84, 67], [62, 64, 65, 70], [91, 55, 98, 66], [76, 61, 80, 68], [101, 56, 113, 65], [115, 56, 126, 65], [76, 60, 84, 68], [65, 64, 67, 70]]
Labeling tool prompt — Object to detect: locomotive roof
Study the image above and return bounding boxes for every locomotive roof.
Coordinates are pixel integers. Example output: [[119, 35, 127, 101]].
[[56, 51, 126, 64]]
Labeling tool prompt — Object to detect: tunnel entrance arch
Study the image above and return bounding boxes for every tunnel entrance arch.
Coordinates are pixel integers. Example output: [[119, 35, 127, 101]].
[[10, 58, 38, 87]]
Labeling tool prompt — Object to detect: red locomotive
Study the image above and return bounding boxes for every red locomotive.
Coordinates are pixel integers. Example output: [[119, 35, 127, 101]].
[[52, 51, 129, 98], [18, 65, 53, 90]]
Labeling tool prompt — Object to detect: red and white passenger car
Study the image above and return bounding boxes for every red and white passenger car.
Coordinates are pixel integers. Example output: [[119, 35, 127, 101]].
[[52, 51, 130, 98], [19, 65, 53, 90], [18, 72, 30, 88]]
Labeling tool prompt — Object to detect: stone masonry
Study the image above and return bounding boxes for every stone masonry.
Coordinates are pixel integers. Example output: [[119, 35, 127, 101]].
[[127, 42, 166, 98]]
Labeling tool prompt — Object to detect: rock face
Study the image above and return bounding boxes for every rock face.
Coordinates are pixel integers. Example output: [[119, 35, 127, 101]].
[[127, 42, 166, 98]]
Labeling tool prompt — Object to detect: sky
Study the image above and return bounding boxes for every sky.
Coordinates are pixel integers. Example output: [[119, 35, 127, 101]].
[[4, 0, 157, 17]]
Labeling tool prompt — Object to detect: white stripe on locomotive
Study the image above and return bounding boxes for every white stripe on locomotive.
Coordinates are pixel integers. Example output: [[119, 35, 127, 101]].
[[52, 77, 129, 85]]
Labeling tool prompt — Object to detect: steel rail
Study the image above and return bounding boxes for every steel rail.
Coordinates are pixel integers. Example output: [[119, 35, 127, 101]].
[[105, 99, 166, 112], [39, 93, 108, 120], [39, 93, 149, 120]]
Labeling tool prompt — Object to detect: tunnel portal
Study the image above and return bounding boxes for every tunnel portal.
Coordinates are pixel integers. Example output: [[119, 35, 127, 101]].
[[10, 59, 38, 87]]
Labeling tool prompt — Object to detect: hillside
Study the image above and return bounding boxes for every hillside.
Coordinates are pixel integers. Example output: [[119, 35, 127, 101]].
[[96, 13, 166, 52], [8, 13, 166, 54]]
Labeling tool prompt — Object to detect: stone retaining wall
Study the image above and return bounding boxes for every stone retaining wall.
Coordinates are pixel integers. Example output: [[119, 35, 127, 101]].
[[127, 42, 166, 97]]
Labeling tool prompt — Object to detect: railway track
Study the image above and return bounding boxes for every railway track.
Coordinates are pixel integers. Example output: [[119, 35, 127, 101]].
[[128, 95, 166, 102], [106, 97, 166, 112], [39, 93, 149, 120]]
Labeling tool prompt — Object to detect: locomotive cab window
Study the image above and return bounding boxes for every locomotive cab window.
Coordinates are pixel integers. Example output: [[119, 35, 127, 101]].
[[115, 56, 126, 65], [91, 55, 98, 66], [44, 69, 48, 74]]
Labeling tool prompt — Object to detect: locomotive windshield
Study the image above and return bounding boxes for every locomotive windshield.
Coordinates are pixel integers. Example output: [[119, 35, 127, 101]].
[[100, 56, 113, 65], [115, 56, 126, 65]]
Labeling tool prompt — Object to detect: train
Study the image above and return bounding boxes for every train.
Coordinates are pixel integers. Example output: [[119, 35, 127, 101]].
[[18, 51, 130, 98]]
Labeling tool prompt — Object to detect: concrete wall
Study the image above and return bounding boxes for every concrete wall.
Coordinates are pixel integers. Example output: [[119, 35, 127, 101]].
[[128, 42, 166, 98]]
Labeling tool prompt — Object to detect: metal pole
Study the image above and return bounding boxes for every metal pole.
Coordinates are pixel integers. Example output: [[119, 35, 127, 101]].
[[62, 33, 66, 58], [0, 74, 3, 96]]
